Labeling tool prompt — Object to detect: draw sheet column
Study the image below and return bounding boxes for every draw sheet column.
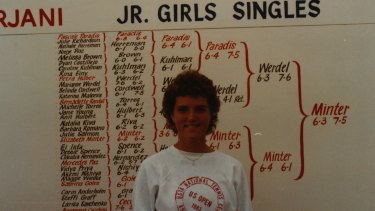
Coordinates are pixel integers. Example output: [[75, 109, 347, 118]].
[[57, 32, 110, 210], [107, 31, 153, 211]]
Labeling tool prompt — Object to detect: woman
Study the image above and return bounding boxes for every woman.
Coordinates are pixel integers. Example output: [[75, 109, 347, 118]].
[[133, 70, 252, 211]]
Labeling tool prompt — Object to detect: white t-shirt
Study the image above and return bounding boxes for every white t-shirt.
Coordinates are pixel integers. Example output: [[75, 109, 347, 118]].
[[133, 146, 253, 211]]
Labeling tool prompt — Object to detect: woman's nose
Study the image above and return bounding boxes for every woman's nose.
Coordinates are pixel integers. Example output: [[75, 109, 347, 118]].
[[187, 110, 197, 120]]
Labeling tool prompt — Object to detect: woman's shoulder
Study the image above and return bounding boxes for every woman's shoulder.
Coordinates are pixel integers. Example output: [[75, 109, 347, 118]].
[[140, 146, 176, 166]]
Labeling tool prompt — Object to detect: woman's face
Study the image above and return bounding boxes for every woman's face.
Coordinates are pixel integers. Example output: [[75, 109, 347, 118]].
[[172, 96, 211, 144]]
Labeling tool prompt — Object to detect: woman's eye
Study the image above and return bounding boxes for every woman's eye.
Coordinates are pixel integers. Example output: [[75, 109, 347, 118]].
[[177, 108, 188, 113], [196, 107, 208, 112]]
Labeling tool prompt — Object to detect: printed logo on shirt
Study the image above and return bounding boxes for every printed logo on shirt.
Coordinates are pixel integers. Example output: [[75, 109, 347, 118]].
[[175, 176, 225, 211]]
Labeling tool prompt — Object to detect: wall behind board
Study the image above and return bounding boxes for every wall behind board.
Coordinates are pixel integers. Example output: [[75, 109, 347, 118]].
[[1, 0, 375, 210]]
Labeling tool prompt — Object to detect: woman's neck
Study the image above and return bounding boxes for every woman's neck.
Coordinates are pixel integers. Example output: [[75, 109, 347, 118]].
[[174, 141, 214, 153]]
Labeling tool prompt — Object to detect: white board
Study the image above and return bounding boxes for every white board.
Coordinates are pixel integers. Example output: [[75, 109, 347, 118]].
[[1, 1, 375, 210]]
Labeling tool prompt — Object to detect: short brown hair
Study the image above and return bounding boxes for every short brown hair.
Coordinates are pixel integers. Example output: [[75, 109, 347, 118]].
[[160, 70, 220, 134]]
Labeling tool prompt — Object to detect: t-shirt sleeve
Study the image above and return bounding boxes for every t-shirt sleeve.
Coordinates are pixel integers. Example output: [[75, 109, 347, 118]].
[[235, 163, 253, 211], [132, 161, 158, 211]]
